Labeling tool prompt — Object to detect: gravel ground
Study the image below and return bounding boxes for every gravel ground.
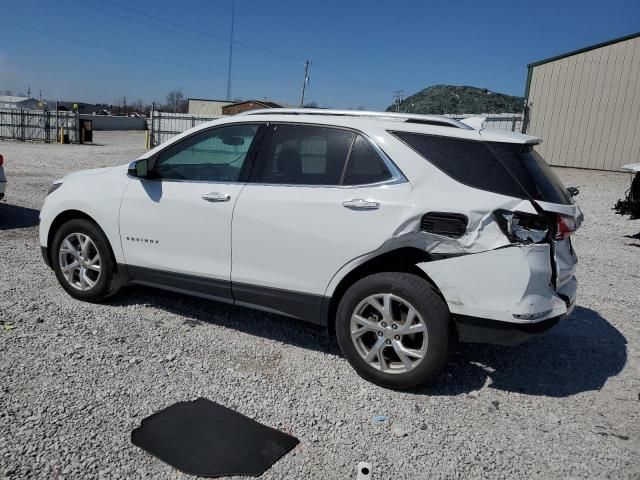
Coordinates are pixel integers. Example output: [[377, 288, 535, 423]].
[[0, 131, 639, 479]]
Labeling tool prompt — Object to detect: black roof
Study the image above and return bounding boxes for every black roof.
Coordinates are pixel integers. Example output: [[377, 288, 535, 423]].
[[187, 98, 232, 103]]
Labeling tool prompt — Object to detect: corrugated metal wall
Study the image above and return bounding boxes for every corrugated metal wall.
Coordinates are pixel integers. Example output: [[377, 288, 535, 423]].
[[187, 100, 232, 116], [527, 35, 640, 171]]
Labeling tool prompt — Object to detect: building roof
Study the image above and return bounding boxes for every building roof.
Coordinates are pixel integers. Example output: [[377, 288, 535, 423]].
[[187, 98, 233, 104], [224, 100, 282, 109], [528, 31, 640, 68], [0, 95, 30, 103]]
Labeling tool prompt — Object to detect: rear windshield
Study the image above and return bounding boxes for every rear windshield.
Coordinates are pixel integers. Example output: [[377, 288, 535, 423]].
[[391, 131, 573, 205]]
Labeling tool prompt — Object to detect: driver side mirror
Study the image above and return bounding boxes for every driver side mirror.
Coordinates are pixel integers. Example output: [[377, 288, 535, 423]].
[[128, 159, 149, 178]]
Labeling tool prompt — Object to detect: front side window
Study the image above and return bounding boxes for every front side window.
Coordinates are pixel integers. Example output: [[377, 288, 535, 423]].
[[259, 124, 354, 185], [153, 124, 259, 182]]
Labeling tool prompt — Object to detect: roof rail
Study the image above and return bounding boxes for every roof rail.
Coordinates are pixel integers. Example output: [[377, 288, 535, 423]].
[[238, 108, 472, 129]]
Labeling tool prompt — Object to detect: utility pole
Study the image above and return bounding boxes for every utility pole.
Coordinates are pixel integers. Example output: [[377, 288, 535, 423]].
[[123, 96, 127, 114], [393, 90, 404, 112], [226, 1, 235, 101], [38, 89, 42, 101], [300, 60, 310, 107], [27, 85, 31, 97]]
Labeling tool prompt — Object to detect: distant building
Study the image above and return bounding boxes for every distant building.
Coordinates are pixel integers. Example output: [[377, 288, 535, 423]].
[[41, 101, 100, 113], [0, 96, 100, 112], [187, 98, 233, 116], [0, 96, 41, 110], [222, 100, 282, 116], [524, 31, 640, 171]]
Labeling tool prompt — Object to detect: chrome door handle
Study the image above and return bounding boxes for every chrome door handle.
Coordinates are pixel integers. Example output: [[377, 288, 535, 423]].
[[342, 199, 380, 211], [201, 192, 231, 202]]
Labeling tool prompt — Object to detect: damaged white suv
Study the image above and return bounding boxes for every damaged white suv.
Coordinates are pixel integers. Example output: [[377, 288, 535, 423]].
[[39, 109, 582, 389]]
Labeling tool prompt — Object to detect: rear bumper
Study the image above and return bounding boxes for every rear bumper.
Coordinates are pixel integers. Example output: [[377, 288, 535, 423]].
[[417, 243, 577, 345], [455, 313, 565, 346]]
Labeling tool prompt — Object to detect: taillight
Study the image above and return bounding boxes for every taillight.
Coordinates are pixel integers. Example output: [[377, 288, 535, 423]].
[[555, 214, 577, 240], [0, 154, 4, 167], [494, 210, 551, 244]]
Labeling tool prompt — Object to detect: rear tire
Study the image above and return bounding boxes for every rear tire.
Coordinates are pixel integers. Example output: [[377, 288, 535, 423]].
[[51, 218, 121, 302], [336, 272, 450, 389]]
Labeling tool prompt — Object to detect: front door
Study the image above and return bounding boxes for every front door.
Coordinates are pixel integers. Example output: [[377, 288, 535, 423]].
[[120, 123, 263, 301]]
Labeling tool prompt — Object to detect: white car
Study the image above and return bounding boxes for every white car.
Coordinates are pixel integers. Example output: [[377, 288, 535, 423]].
[[39, 109, 582, 389], [0, 154, 6, 200]]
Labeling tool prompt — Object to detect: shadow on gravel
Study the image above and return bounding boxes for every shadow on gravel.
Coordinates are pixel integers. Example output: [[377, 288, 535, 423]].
[[424, 306, 627, 397], [110, 289, 626, 397], [109, 286, 341, 355], [0, 203, 40, 230]]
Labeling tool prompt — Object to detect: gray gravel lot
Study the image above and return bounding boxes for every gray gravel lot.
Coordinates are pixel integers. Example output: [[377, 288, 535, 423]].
[[0, 131, 639, 479]]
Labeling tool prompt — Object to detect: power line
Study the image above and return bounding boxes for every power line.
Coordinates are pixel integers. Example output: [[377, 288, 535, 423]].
[[102, 0, 303, 62], [313, 63, 392, 93], [98, 0, 395, 96], [0, 20, 229, 76], [77, 0, 210, 44]]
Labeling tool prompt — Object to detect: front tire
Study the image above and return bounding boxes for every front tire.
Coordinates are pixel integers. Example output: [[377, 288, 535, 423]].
[[336, 272, 450, 389], [51, 218, 120, 302]]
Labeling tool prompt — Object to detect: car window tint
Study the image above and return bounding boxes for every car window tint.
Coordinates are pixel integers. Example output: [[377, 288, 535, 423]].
[[343, 135, 392, 185], [261, 124, 354, 185], [392, 131, 573, 204], [391, 131, 527, 198], [154, 124, 259, 182]]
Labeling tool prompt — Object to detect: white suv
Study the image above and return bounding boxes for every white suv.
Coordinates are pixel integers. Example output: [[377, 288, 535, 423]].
[[39, 109, 582, 389]]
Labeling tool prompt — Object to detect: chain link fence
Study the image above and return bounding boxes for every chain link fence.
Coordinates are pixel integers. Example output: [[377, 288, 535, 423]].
[[0, 108, 79, 143]]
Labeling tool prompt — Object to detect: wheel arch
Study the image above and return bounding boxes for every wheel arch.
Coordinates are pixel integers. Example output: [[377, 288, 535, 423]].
[[46, 210, 112, 266], [323, 247, 448, 337]]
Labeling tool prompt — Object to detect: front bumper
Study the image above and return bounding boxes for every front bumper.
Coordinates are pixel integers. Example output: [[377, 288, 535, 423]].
[[41, 246, 51, 268]]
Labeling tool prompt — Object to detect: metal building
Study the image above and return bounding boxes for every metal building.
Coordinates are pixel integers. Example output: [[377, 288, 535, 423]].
[[524, 32, 640, 171], [187, 98, 233, 116]]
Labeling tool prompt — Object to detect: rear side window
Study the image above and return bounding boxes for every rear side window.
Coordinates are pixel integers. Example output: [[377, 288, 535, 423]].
[[391, 131, 573, 204], [260, 124, 354, 185], [343, 135, 392, 185]]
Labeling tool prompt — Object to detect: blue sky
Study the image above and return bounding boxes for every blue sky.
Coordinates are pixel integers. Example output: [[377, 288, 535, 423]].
[[0, 0, 638, 110]]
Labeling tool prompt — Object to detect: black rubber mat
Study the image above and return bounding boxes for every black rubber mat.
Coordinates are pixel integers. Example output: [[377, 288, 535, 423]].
[[131, 398, 299, 478]]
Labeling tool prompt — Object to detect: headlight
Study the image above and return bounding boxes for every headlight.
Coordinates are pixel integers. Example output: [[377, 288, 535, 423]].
[[47, 182, 63, 195]]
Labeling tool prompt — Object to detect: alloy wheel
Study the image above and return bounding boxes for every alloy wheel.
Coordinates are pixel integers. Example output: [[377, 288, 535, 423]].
[[350, 293, 429, 374], [58, 232, 102, 291]]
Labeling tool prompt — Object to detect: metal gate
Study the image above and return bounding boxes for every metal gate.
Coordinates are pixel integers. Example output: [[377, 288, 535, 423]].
[[0, 108, 79, 143], [148, 111, 221, 147], [145, 110, 524, 149]]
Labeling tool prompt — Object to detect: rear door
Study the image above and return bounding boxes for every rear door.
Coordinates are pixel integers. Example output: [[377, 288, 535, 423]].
[[231, 123, 411, 321]]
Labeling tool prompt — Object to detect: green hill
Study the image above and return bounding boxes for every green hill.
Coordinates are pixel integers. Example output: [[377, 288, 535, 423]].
[[387, 85, 523, 114]]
